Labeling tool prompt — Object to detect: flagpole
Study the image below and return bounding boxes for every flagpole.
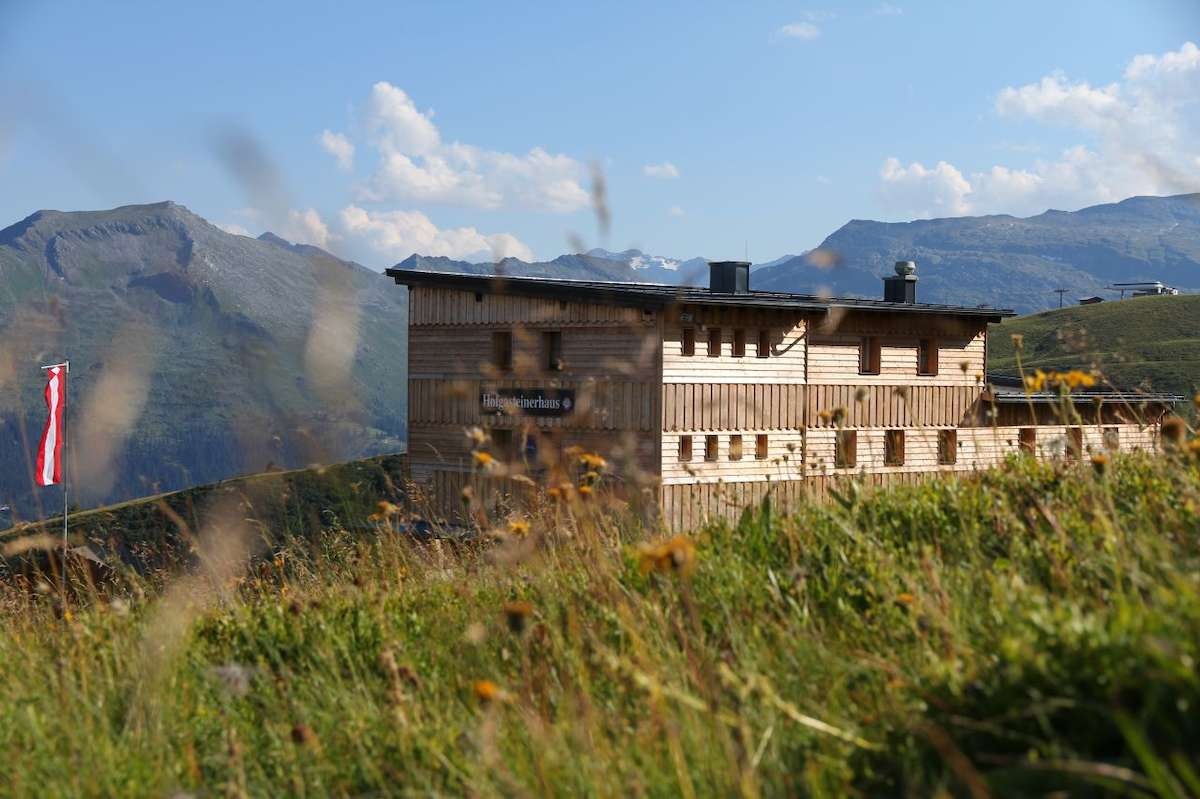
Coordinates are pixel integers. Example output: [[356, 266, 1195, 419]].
[[42, 361, 69, 601]]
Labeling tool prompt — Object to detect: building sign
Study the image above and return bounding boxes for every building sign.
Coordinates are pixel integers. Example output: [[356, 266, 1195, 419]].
[[480, 388, 576, 417]]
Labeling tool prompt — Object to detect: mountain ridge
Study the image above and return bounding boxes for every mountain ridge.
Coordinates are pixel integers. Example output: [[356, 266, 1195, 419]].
[[0, 201, 406, 526]]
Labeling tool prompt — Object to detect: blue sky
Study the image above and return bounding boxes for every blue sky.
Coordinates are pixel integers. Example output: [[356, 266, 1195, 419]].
[[1, 0, 1197, 268]]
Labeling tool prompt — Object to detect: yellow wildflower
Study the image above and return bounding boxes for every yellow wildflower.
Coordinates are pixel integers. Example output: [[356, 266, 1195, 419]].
[[507, 519, 530, 537], [895, 592, 916, 607], [578, 452, 607, 470], [502, 601, 534, 634], [473, 679, 504, 704], [577, 484, 593, 497], [472, 450, 495, 467], [636, 535, 697, 576]]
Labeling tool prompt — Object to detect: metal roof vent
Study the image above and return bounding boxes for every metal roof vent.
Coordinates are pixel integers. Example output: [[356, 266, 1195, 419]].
[[709, 261, 751, 294], [883, 260, 918, 303]]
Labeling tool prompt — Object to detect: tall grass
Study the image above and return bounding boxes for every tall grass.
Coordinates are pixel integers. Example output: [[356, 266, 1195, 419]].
[[2, 450, 1200, 797]]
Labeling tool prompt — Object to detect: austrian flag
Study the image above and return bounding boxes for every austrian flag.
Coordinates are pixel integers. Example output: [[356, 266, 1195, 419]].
[[35, 364, 68, 487]]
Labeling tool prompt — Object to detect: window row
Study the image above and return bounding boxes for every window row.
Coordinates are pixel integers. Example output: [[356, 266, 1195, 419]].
[[857, 336, 939, 376], [678, 434, 770, 462], [830, 426, 1121, 469], [680, 327, 772, 358], [491, 330, 564, 372]]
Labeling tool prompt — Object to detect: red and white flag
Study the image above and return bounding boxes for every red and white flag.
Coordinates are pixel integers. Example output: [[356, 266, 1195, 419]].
[[35, 364, 67, 487]]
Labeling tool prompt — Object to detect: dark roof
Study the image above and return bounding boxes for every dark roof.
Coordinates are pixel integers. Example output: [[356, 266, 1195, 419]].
[[985, 373, 1181, 405], [386, 268, 1015, 320]]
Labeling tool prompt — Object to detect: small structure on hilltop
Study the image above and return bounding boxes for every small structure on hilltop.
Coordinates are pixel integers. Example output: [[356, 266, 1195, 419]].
[[1109, 281, 1180, 299], [387, 260, 1180, 530]]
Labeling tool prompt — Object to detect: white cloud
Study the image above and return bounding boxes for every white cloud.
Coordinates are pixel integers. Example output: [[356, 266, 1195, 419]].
[[339, 204, 534, 262], [777, 21, 820, 40], [643, 161, 680, 179], [815, 175, 832, 185], [216, 221, 252, 237], [319, 130, 355, 171], [879, 158, 973, 217], [356, 81, 588, 212], [873, 2, 903, 14], [668, 205, 685, 217], [879, 41, 1200, 218], [282, 208, 333, 249]]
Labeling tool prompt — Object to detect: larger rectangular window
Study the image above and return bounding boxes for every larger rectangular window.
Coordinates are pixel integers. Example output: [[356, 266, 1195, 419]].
[[1019, 427, 1037, 455], [729, 435, 743, 461], [707, 327, 722, 357], [492, 331, 513, 371], [757, 330, 771, 358], [705, 435, 718, 462], [917, 338, 939, 376], [835, 430, 857, 468], [938, 429, 958, 465], [756, 434, 769, 460], [681, 328, 695, 356], [859, 336, 881, 375], [1067, 427, 1084, 459], [678, 435, 693, 462], [543, 330, 563, 371], [732, 329, 746, 358], [884, 429, 906, 466]]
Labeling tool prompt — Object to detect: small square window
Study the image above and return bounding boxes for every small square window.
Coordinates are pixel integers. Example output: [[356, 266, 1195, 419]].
[[705, 435, 718, 462], [732, 329, 746, 357], [918, 338, 938, 376], [938, 429, 957, 465], [681, 328, 695, 357], [707, 327, 722, 357], [492, 331, 513, 371], [835, 430, 857, 468], [1019, 427, 1037, 455], [729, 435, 743, 461], [859, 336, 880, 375], [884, 429, 905, 466], [490, 428, 514, 459], [678, 435, 693, 462], [543, 330, 564, 371], [1103, 427, 1120, 451], [1067, 427, 1084, 459], [755, 434, 768, 460]]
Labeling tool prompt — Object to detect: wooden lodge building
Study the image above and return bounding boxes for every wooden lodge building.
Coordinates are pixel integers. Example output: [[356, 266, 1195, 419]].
[[387, 261, 1177, 530]]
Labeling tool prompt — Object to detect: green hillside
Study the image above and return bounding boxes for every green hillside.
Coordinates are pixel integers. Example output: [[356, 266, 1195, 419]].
[[988, 293, 1200, 398], [3, 452, 1200, 795]]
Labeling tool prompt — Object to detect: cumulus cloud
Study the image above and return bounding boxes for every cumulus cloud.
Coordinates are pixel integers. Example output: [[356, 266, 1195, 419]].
[[880, 41, 1200, 218], [777, 21, 820, 40], [281, 208, 333, 249], [643, 161, 680, 179], [873, 2, 903, 15], [319, 130, 355, 171], [355, 82, 588, 212], [339, 205, 534, 262], [668, 205, 685, 217]]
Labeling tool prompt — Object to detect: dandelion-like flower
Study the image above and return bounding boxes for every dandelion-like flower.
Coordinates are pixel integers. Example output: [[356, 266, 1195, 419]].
[[473, 679, 504, 704], [507, 519, 530, 537], [502, 601, 534, 634], [636, 535, 697, 576], [472, 450, 495, 467], [579, 452, 607, 471], [1091, 453, 1109, 474]]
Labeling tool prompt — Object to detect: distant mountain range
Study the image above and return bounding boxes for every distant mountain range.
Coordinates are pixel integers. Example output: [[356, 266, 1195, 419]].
[[0, 202, 405, 525], [404, 194, 1200, 313], [2, 192, 1198, 523]]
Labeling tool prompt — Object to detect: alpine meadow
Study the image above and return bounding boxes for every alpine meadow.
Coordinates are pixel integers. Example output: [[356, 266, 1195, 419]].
[[3, 2, 1200, 798]]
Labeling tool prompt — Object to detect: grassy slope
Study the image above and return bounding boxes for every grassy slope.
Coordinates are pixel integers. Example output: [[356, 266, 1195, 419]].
[[989, 294, 1200, 397], [2, 452, 1200, 796]]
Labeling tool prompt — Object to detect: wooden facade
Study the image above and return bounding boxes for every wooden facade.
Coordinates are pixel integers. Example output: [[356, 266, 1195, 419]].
[[389, 266, 1174, 530]]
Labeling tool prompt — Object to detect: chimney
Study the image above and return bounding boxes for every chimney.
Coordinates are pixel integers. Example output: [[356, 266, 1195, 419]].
[[883, 260, 918, 303], [709, 261, 751, 294]]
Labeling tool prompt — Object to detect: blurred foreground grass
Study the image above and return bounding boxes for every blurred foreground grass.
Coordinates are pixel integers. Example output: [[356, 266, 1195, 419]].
[[2, 451, 1200, 797]]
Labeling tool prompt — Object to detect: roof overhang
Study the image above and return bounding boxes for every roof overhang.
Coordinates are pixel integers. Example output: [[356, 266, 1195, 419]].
[[386, 268, 1014, 322]]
